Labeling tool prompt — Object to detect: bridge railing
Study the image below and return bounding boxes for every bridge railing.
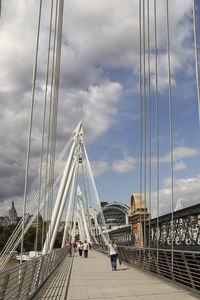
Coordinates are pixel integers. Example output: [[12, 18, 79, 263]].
[[0, 247, 68, 300], [93, 244, 200, 294]]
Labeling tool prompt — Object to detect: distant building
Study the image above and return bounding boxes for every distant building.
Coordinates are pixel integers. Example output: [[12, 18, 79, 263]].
[[31, 213, 43, 227], [9, 201, 17, 224], [129, 193, 149, 247], [97, 202, 130, 230], [0, 201, 21, 226]]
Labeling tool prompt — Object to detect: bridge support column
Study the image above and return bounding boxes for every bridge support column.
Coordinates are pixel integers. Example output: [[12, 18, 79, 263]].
[[61, 165, 77, 247], [43, 123, 82, 254], [49, 159, 77, 252]]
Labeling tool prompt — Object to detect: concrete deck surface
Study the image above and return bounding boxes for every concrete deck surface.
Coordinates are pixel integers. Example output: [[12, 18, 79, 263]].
[[67, 250, 199, 300]]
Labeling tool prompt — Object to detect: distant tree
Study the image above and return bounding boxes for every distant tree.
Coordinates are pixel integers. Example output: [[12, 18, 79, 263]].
[[0, 225, 4, 235], [0, 224, 17, 251], [54, 231, 63, 248], [0, 222, 65, 252]]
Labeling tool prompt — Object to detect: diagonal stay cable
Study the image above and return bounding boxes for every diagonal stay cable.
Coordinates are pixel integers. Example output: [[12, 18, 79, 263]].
[[154, 0, 160, 262], [143, 0, 147, 248], [46, 0, 59, 245], [147, 0, 151, 252], [193, 0, 200, 122], [139, 0, 143, 249], [20, 0, 43, 263], [166, 0, 174, 270], [35, 0, 54, 253]]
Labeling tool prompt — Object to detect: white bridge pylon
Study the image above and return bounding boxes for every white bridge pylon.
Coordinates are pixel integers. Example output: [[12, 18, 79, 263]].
[[43, 122, 109, 254], [0, 122, 108, 270]]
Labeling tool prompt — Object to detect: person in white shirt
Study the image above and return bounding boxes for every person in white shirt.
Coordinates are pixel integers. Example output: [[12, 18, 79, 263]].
[[77, 241, 83, 256], [108, 240, 118, 271], [83, 240, 89, 258]]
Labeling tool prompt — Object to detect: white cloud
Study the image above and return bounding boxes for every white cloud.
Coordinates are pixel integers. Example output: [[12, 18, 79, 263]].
[[90, 161, 110, 177], [151, 174, 200, 215], [57, 80, 122, 143], [112, 156, 136, 174], [87, 155, 138, 177], [152, 147, 199, 164], [173, 147, 199, 161], [174, 160, 187, 172]]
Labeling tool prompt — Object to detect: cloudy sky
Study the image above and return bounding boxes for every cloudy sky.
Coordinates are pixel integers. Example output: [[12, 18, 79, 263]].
[[0, 0, 200, 217]]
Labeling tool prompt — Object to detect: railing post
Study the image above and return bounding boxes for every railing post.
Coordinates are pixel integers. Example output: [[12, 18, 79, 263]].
[[164, 250, 174, 281], [0, 273, 10, 300], [181, 253, 195, 289], [151, 249, 161, 275], [15, 265, 27, 299], [49, 251, 56, 274], [34, 257, 44, 288], [41, 255, 50, 282], [24, 260, 38, 298]]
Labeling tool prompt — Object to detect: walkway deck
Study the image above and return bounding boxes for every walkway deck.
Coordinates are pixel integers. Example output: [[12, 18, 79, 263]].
[[67, 250, 199, 300]]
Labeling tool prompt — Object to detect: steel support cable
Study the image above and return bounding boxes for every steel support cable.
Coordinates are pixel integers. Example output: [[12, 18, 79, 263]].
[[81, 163, 97, 243], [46, 0, 58, 231], [153, 0, 160, 261], [20, 0, 43, 263], [47, 18, 62, 251], [48, 157, 77, 251], [70, 162, 80, 243], [62, 161, 78, 247], [147, 0, 151, 251], [42, 0, 58, 249], [67, 156, 79, 245], [193, 0, 200, 121], [81, 161, 91, 234], [139, 0, 143, 249], [82, 141, 109, 244], [71, 209, 77, 242], [46, 0, 59, 235], [143, 0, 147, 248], [166, 0, 174, 270], [35, 0, 54, 253], [41, 0, 55, 249], [48, 0, 64, 231]]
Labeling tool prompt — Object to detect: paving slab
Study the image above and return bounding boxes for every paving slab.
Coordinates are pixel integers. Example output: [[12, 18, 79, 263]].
[[67, 250, 199, 300]]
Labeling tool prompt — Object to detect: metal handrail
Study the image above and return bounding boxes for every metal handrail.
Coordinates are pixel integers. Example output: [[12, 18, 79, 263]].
[[0, 247, 68, 300], [93, 244, 200, 293]]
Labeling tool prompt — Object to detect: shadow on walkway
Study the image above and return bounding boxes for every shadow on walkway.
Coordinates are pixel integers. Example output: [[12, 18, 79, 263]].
[[67, 250, 198, 300]]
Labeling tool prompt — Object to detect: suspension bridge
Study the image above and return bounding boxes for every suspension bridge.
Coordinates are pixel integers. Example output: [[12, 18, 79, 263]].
[[0, 0, 200, 299]]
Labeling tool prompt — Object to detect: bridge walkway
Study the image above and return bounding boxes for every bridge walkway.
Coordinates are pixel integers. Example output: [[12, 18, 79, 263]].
[[66, 250, 198, 300]]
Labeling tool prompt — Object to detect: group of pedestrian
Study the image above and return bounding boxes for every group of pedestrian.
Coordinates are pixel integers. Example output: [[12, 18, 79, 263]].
[[67, 239, 120, 271], [66, 240, 92, 258]]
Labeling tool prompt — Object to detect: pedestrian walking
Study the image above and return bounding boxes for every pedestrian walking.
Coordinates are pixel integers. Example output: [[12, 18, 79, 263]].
[[66, 241, 72, 256], [88, 242, 92, 250], [83, 240, 89, 258], [77, 241, 83, 256], [108, 240, 118, 271], [72, 241, 77, 254]]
